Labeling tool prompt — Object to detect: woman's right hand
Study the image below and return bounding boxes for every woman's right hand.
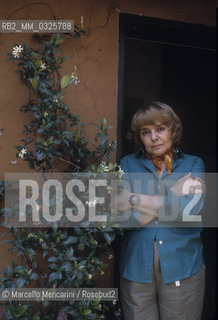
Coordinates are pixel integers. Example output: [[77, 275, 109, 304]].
[[111, 188, 132, 212], [137, 208, 157, 225]]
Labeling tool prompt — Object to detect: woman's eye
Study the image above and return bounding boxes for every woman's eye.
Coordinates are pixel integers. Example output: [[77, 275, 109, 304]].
[[140, 130, 149, 136], [157, 127, 165, 132]]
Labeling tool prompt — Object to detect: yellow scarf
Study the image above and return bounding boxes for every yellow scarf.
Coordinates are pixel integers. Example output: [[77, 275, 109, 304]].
[[146, 151, 173, 175]]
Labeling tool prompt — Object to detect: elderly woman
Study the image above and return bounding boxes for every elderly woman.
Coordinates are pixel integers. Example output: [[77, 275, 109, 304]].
[[116, 102, 205, 320]]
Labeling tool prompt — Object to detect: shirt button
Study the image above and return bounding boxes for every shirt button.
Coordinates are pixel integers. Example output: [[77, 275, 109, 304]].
[[159, 240, 163, 245]]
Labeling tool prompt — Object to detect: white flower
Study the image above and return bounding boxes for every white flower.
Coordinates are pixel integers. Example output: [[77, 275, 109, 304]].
[[100, 270, 104, 275], [118, 167, 124, 174], [18, 148, 27, 159], [86, 200, 97, 207], [43, 112, 48, 117], [71, 69, 80, 85], [108, 254, 113, 260], [88, 274, 93, 279], [100, 161, 110, 172], [118, 166, 124, 178], [33, 221, 41, 226], [40, 63, 46, 70], [12, 45, 23, 58], [35, 203, 41, 212], [13, 52, 20, 59], [27, 233, 34, 238], [54, 99, 59, 103], [106, 186, 113, 194], [39, 238, 43, 243]]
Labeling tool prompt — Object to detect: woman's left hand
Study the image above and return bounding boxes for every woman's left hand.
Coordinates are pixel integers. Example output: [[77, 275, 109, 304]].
[[170, 173, 206, 197]]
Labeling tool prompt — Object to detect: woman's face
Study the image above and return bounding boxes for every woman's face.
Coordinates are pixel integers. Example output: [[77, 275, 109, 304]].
[[139, 122, 173, 156]]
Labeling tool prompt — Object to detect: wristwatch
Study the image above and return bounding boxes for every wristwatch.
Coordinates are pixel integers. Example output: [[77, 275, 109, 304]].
[[129, 194, 141, 207]]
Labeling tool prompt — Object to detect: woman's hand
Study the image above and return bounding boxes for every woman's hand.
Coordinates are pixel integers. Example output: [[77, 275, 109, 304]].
[[112, 188, 158, 225], [170, 173, 206, 197], [112, 188, 132, 212], [137, 208, 158, 225]]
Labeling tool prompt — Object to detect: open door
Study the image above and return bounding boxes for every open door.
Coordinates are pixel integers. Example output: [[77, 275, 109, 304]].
[[116, 13, 216, 320]]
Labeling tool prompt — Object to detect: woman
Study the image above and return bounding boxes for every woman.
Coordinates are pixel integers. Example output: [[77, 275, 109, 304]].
[[116, 102, 206, 320]]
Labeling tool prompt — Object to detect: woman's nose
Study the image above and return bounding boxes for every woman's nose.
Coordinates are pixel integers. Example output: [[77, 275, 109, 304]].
[[151, 131, 158, 141]]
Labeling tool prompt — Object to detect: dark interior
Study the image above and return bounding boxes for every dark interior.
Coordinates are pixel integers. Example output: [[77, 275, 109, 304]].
[[115, 13, 216, 320]]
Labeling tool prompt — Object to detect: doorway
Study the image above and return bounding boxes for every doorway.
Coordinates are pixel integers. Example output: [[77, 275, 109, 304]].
[[116, 13, 216, 320]]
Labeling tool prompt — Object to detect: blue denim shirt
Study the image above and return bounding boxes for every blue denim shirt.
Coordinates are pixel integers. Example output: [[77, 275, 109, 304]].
[[119, 147, 205, 284]]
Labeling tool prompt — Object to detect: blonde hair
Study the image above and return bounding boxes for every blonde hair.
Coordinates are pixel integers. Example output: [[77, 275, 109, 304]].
[[131, 101, 182, 147]]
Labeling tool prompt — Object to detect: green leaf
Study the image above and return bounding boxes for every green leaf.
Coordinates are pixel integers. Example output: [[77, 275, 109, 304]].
[[101, 118, 107, 130], [48, 256, 57, 263], [78, 243, 85, 251], [27, 248, 36, 256], [0, 208, 13, 214], [55, 37, 63, 46], [100, 134, 108, 145], [1, 231, 9, 237], [16, 277, 26, 288], [52, 139, 61, 145], [31, 52, 38, 60], [60, 262, 72, 272], [103, 232, 112, 245], [67, 310, 78, 317], [58, 56, 69, 64], [1, 239, 14, 245], [43, 250, 48, 258], [35, 59, 42, 68], [49, 272, 60, 282], [63, 236, 78, 245], [16, 305, 28, 317], [83, 309, 91, 316], [48, 272, 58, 282], [31, 77, 38, 90], [4, 266, 13, 278], [61, 75, 70, 90], [36, 151, 45, 161], [29, 272, 38, 280], [23, 42, 29, 52], [67, 247, 74, 260], [49, 263, 58, 270]]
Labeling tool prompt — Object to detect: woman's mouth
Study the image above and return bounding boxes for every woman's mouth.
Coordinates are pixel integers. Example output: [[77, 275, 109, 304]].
[[152, 144, 162, 149]]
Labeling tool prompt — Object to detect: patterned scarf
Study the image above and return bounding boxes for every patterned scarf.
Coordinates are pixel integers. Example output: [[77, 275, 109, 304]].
[[146, 151, 174, 175]]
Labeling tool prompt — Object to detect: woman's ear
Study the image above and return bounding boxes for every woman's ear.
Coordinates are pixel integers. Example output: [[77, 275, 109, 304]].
[[136, 132, 142, 146]]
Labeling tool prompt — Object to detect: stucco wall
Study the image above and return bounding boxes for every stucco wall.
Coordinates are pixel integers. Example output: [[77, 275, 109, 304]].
[[0, 0, 216, 279], [0, 0, 216, 178]]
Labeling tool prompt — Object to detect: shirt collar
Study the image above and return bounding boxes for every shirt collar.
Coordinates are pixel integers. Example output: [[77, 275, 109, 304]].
[[136, 146, 184, 160]]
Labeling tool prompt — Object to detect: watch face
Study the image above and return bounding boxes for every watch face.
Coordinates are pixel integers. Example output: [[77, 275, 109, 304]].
[[129, 194, 140, 206]]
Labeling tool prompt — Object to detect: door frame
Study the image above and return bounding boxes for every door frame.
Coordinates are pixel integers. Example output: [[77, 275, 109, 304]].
[[116, 13, 216, 161]]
